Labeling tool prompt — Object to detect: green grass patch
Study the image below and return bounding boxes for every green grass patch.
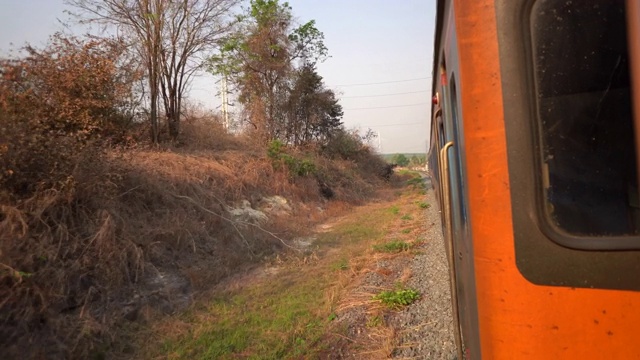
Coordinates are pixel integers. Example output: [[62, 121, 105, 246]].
[[388, 205, 400, 215], [418, 202, 430, 209], [406, 176, 425, 189], [373, 240, 411, 253], [400, 214, 413, 221], [152, 203, 400, 359], [331, 258, 349, 271], [318, 208, 392, 247], [366, 315, 383, 328], [401, 228, 411, 234], [158, 270, 330, 359], [373, 287, 420, 309]]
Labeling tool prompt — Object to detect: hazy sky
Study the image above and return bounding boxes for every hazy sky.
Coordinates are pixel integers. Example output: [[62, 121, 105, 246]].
[[0, 0, 436, 153]]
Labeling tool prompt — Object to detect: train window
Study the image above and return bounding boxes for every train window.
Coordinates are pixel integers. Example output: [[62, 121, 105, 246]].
[[531, 0, 640, 238]]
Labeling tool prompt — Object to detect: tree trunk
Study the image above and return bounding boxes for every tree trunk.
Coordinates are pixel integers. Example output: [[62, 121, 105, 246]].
[[168, 111, 180, 140]]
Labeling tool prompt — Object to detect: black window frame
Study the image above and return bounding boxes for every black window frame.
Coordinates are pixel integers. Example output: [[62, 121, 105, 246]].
[[496, 0, 640, 291], [529, 0, 640, 250]]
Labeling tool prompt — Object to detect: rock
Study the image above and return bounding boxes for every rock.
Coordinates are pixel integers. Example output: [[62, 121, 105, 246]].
[[293, 236, 316, 250], [228, 200, 268, 224], [258, 195, 292, 216]]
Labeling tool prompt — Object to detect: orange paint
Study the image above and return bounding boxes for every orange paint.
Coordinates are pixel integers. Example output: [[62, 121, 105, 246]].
[[452, 0, 640, 358]]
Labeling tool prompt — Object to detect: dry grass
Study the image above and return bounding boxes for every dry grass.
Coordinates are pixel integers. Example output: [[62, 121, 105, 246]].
[[316, 177, 428, 359]]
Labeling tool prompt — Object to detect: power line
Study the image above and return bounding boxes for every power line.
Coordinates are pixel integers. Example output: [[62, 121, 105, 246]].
[[359, 122, 425, 128], [345, 102, 429, 110], [335, 77, 431, 87], [342, 90, 429, 99]]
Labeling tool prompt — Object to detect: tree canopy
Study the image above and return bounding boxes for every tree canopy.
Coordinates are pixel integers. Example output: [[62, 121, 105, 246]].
[[209, 0, 341, 145], [394, 154, 410, 167]]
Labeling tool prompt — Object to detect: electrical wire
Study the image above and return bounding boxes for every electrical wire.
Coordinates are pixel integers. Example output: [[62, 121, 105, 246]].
[[334, 76, 431, 87], [358, 122, 425, 127], [341, 90, 429, 99], [345, 102, 429, 110]]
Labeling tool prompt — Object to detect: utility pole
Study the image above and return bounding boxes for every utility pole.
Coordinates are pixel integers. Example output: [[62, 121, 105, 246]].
[[377, 131, 382, 152], [220, 73, 229, 130]]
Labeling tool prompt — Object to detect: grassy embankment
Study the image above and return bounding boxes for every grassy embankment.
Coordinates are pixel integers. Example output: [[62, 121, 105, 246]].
[[138, 170, 429, 359], [1, 118, 397, 359]]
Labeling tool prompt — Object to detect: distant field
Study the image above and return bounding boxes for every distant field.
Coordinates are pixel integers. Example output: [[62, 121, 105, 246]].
[[381, 153, 427, 163]]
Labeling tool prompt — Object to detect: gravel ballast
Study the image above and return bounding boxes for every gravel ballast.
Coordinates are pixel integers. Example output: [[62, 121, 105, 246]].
[[390, 179, 457, 359]]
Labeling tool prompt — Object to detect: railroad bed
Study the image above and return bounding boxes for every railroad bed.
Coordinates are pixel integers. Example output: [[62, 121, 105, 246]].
[[391, 183, 456, 359]]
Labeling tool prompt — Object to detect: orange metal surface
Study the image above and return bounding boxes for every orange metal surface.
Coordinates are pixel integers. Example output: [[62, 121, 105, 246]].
[[452, 0, 640, 358]]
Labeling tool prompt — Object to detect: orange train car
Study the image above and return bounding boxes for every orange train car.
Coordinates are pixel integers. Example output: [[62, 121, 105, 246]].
[[427, 0, 640, 358]]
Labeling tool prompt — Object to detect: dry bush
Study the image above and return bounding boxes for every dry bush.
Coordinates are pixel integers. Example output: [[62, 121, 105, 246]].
[[0, 112, 79, 198], [0, 33, 142, 197], [0, 35, 149, 357], [0, 150, 143, 359], [177, 105, 250, 152], [321, 127, 390, 182], [0, 145, 300, 359]]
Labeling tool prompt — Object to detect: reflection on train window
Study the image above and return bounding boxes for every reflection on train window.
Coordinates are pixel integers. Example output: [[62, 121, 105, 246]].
[[531, 0, 639, 237], [449, 77, 468, 228]]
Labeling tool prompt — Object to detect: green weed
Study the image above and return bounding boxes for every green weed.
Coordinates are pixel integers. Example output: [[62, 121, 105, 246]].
[[406, 177, 423, 186], [373, 287, 420, 309], [418, 202, 430, 209], [366, 315, 383, 328], [331, 258, 349, 271], [373, 240, 410, 253], [401, 214, 413, 221]]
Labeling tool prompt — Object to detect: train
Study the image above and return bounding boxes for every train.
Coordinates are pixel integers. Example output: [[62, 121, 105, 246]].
[[427, 0, 640, 358]]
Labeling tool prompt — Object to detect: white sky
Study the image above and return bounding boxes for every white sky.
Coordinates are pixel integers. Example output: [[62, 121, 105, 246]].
[[0, 0, 436, 153]]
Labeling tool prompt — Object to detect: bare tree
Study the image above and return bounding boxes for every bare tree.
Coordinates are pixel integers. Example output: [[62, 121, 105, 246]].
[[66, 0, 239, 142]]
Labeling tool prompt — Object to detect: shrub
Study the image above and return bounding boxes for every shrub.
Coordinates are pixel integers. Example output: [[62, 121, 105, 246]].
[[0, 34, 142, 197], [393, 154, 410, 167], [322, 128, 363, 160], [267, 140, 316, 177]]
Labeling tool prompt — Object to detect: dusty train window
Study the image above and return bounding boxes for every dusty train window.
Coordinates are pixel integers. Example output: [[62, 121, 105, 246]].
[[531, 0, 640, 240]]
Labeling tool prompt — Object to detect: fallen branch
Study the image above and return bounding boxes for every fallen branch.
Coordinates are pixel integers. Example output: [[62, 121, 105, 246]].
[[167, 192, 300, 253]]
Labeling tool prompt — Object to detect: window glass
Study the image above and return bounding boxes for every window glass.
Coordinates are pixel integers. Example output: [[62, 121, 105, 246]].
[[531, 0, 640, 236]]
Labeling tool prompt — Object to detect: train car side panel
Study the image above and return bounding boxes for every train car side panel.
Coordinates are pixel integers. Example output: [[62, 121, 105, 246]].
[[451, 0, 640, 358], [450, 1, 514, 358]]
